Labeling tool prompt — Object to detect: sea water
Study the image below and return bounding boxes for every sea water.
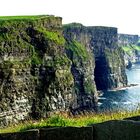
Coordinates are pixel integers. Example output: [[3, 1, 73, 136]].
[[98, 63, 140, 112]]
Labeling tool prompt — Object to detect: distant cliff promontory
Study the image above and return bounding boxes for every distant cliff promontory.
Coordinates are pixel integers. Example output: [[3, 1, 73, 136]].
[[118, 34, 140, 68]]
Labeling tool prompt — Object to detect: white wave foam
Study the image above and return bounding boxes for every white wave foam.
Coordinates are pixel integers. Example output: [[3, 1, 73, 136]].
[[98, 97, 106, 100], [123, 101, 131, 105], [98, 102, 103, 106]]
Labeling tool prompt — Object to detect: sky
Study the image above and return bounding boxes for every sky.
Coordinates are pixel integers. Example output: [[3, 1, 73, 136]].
[[0, 0, 140, 35]]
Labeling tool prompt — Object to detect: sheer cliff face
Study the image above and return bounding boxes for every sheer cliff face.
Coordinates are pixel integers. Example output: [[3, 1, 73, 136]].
[[90, 27, 127, 90], [0, 16, 74, 126], [63, 24, 98, 112], [63, 24, 127, 90]]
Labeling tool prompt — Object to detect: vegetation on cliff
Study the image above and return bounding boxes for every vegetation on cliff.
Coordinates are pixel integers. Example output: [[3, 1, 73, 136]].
[[118, 34, 140, 66], [65, 40, 90, 62], [122, 45, 140, 55], [0, 15, 75, 126]]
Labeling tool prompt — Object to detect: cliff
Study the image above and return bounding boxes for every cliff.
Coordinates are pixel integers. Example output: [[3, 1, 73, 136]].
[[118, 34, 139, 46], [63, 23, 98, 113], [0, 15, 75, 126], [63, 23, 127, 90], [118, 34, 140, 66], [0, 17, 127, 127]]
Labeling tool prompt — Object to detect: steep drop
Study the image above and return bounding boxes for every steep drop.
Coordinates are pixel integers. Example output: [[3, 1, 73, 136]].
[[63, 24, 127, 91]]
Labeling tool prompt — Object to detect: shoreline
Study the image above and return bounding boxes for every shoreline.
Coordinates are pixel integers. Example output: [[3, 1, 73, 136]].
[[107, 84, 138, 92], [97, 84, 139, 95]]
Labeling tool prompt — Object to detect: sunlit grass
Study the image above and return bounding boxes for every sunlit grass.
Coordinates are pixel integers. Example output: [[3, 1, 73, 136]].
[[0, 15, 49, 21], [132, 45, 140, 51], [0, 109, 140, 134], [122, 45, 140, 55], [122, 46, 133, 52]]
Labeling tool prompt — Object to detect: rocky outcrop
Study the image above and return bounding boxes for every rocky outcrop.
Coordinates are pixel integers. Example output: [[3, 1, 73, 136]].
[[63, 23, 127, 90], [0, 16, 75, 126], [118, 34, 140, 66], [63, 23, 98, 112]]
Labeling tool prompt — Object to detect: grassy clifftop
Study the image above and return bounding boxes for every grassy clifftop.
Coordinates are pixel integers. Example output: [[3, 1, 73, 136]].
[[0, 15, 49, 21], [0, 15, 63, 22], [122, 45, 140, 55]]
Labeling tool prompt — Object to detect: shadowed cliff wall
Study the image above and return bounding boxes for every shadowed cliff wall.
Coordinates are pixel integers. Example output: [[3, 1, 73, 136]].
[[63, 23, 127, 91]]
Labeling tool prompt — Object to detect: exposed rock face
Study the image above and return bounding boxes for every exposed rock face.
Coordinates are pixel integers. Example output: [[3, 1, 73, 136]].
[[63, 24, 98, 112], [90, 27, 127, 90], [118, 34, 139, 46], [118, 34, 140, 66], [63, 24, 127, 90], [0, 16, 74, 126]]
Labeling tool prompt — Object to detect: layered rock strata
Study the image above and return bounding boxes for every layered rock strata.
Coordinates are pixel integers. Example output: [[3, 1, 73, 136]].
[[63, 23, 127, 90], [0, 16, 74, 126]]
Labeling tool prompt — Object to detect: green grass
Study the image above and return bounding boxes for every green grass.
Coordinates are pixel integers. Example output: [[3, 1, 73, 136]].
[[66, 40, 89, 61], [132, 45, 140, 51], [122, 46, 133, 52], [0, 15, 50, 21], [1, 110, 140, 134], [37, 28, 65, 45], [122, 45, 140, 52], [122, 45, 140, 55]]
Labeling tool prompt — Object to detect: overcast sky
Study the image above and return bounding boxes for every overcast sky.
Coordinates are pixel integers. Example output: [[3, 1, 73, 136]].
[[0, 0, 139, 35]]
